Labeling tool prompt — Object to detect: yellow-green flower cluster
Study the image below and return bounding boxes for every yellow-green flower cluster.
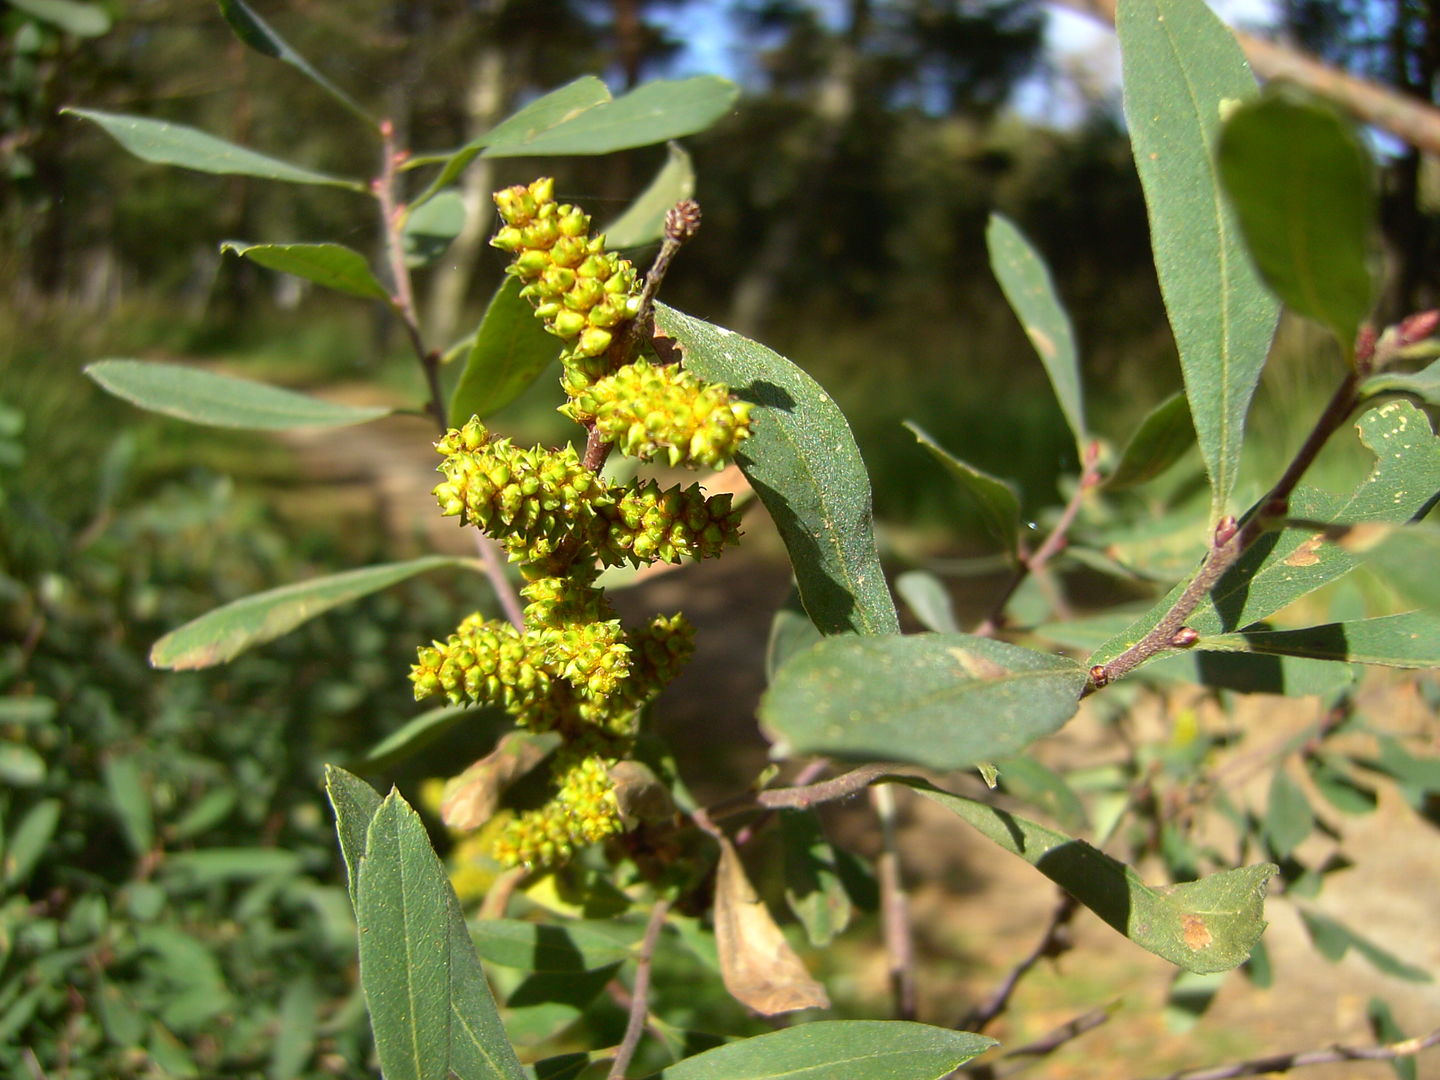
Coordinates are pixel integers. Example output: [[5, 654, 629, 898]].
[[433, 418, 742, 568], [491, 750, 624, 867], [567, 360, 753, 470], [491, 177, 643, 398]]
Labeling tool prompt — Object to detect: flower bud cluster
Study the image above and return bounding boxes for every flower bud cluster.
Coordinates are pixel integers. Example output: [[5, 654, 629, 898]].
[[491, 750, 623, 867], [566, 360, 753, 470], [492, 177, 643, 397]]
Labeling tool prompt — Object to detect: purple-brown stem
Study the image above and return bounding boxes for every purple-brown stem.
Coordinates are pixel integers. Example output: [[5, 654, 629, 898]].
[[957, 891, 1079, 1033], [607, 895, 673, 1080], [1135, 1026, 1440, 1080]]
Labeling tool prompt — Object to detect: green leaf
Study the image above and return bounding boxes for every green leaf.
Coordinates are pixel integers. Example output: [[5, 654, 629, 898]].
[[1195, 612, 1440, 668], [164, 848, 304, 884], [604, 142, 695, 249], [1104, 392, 1195, 490], [648, 1021, 995, 1080], [449, 912, 529, 1080], [0, 743, 45, 786], [10, 0, 110, 36], [656, 303, 898, 636], [765, 587, 824, 683], [86, 360, 392, 429], [894, 570, 961, 633], [357, 793, 453, 1080], [471, 920, 634, 973], [1144, 649, 1357, 697], [1367, 997, 1416, 1080], [215, 0, 372, 123], [902, 779, 1276, 973], [1218, 91, 1376, 349], [1361, 358, 1440, 406], [780, 810, 854, 947], [760, 633, 1087, 769], [1307, 758, 1377, 816], [103, 754, 154, 856], [1163, 969, 1227, 1033], [0, 696, 57, 725], [3, 798, 61, 888], [1092, 400, 1440, 667], [484, 76, 738, 158], [986, 213, 1085, 451], [1298, 908, 1433, 983], [150, 556, 468, 669], [354, 705, 503, 774], [1332, 522, 1440, 611], [404, 190, 466, 268], [1263, 771, 1313, 858], [62, 108, 362, 188], [269, 976, 319, 1080], [449, 277, 560, 426], [994, 756, 1088, 834], [325, 766, 383, 908], [1118, 0, 1279, 514], [905, 422, 1020, 558], [409, 77, 612, 203], [220, 241, 390, 300]]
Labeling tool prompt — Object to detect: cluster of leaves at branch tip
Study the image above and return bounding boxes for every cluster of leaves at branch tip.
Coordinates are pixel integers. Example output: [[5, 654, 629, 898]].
[[411, 179, 751, 868]]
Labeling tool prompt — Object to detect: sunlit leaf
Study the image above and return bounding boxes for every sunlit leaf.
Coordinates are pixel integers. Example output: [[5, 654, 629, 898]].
[[780, 810, 854, 947], [765, 586, 824, 683], [1195, 612, 1440, 668], [656, 303, 898, 636], [220, 241, 390, 300], [63, 108, 362, 188], [404, 190, 466, 267], [604, 142, 695, 249], [986, 213, 1085, 452], [449, 277, 560, 425], [86, 360, 392, 430], [894, 570, 961, 633], [151, 556, 469, 669], [1361, 358, 1440, 406], [1329, 522, 1440, 611], [1104, 392, 1195, 490], [471, 920, 634, 973], [761, 633, 1086, 769], [1218, 90, 1377, 349], [905, 422, 1020, 558], [902, 778, 1275, 973], [1119, 0, 1279, 514], [11, 0, 110, 36], [649, 1021, 995, 1080], [1298, 908, 1432, 983], [1263, 770, 1313, 858]]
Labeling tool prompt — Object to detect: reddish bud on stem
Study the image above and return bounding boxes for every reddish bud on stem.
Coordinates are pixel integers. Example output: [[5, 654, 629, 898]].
[[1170, 627, 1200, 648], [1398, 309, 1440, 346]]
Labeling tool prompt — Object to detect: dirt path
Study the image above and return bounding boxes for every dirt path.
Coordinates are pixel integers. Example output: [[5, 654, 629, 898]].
[[275, 409, 1440, 1079]]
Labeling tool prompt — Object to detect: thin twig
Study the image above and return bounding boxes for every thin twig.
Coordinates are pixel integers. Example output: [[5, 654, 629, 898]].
[[735, 759, 832, 846], [958, 892, 1079, 1033], [988, 1004, 1114, 1077], [872, 784, 917, 1020], [976, 442, 1101, 637], [608, 895, 673, 1080], [477, 865, 527, 921], [374, 120, 524, 630], [1136, 1026, 1440, 1080], [1090, 369, 1362, 691]]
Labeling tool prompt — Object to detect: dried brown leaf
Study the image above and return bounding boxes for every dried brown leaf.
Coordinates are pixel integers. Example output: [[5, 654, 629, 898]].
[[440, 731, 560, 830]]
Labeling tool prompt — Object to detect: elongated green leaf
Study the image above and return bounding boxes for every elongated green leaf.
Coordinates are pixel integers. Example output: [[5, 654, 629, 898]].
[[0, 744, 45, 786], [1093, 400, 1440, 667], [1218, 91, 1376, 348], [1331, 522, 1440, 610], [1196, 612, 1440, 668], [1104, 392, 1195, 490], [902, 779, 1275, 973], [905, 422, 1020, 557], [404, 190, 466, 267], [894, 570, 961, 633], [1144, 649, 1357, 697], [1263, 771, 1313, 858], [409, 77, 612, 204], [1298, 908, 1432, 983], [765, 587, 825, 683], [1361, 358, 1440, 406], [86, 359, 392, 430], [995, 756, 1088, 833], [1119, 0, 1279, 514], [63, 108, 361, 188], [780, 810, 853, 947], [760, 633, 1086, 769], [164, 848, 303, 883], [221, 241, 390, 300], [485, 76, 738, 158], [656, 303, 899, 636], [325, 766, 383, 907], [449, 909, 529, 1080], [354, 705, 503, 774], [103, 754, 154, 856], [649, 1021, 995, 1080], [471, 920, 633, 973], [986, 214, 1085, 450], [449, 278, 560, 425], [1307, 757, 1377, 816], [151, 556, 468, 669], [357, 794, 453, 1080], [216, 0, 372, 123], [11, 0, 110, 36], [269, 976, 319, 1080], [604, 142, 695, 249], [3, 799, 61, 888]]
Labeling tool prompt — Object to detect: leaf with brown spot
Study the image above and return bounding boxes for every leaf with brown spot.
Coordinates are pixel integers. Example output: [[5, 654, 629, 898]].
[[440, 732, 562, 831], [713, 835, 829, 1014], [1283, 534, 1323, 567]]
